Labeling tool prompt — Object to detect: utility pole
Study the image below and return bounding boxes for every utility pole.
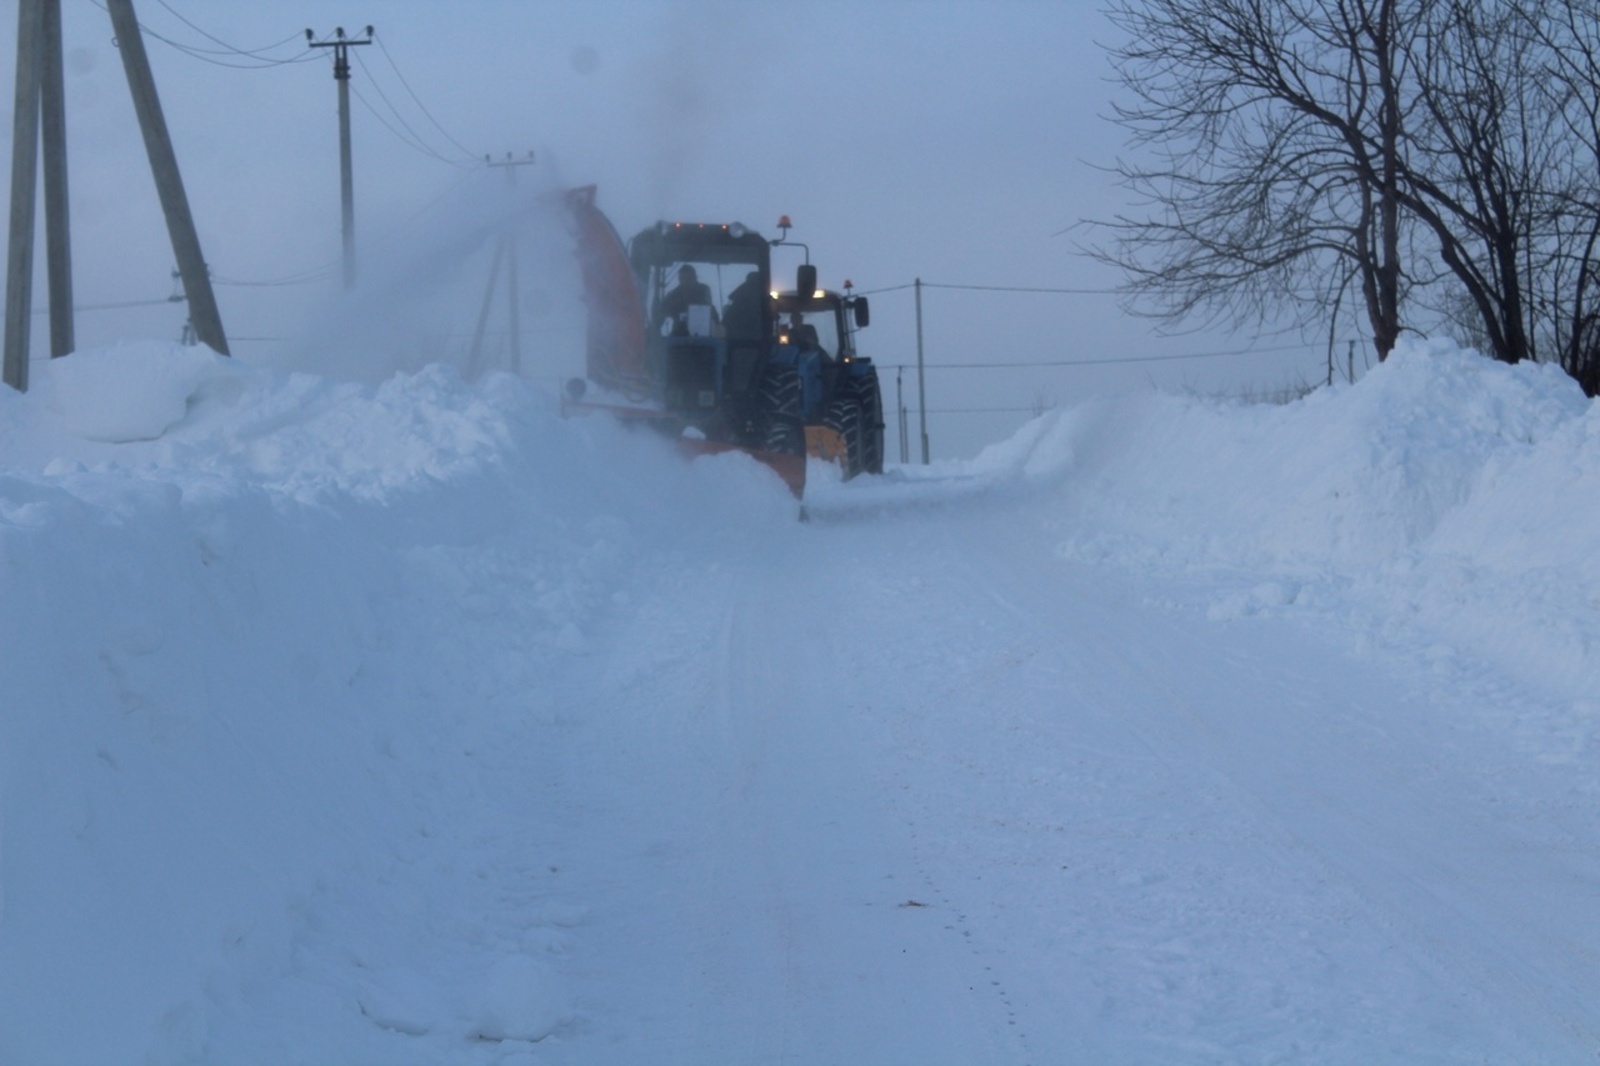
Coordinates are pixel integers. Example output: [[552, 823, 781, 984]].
[[6, 0, 76, 390], [915, 277, 929, 464], [107, 0, 228, 355], [307, 26, 372, 290], [491, 152, 532, 372], [895, 365, 911, 464], [39, 0, 70, 359], [4, 0, 44, 390], [467, 151, 534, 375]]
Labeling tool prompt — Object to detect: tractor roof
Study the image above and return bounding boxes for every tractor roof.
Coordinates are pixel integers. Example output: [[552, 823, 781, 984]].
[[629, 221, 771, 269]]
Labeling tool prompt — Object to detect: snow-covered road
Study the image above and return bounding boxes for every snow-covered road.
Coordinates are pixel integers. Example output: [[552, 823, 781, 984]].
[[4, 340, 1598, 1063], [529, 481, 1600, 1064]]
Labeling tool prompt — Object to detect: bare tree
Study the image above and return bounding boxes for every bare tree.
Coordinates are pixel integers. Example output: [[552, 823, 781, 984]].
[[1096, 0, 1418, 359], [1396, 0, 1549, 363], [1096, 0, 1600, 388], [1523, 0, 1600, 392]]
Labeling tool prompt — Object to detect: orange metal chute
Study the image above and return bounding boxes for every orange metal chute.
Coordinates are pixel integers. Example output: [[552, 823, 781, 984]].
[[565, 186, 648, 397]]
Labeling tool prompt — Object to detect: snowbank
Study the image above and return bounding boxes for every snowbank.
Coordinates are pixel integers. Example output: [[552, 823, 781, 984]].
[[2, 336, 1596, 1061], [0, 341, 794, 1063], [967, 338, 1600, 705]]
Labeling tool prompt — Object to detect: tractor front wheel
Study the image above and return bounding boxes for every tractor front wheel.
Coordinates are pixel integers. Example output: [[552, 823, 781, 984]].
[[756, 365, 805, 455]]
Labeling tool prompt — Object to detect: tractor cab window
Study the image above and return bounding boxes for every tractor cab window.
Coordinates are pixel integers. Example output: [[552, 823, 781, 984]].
[[778, 310, 840, 361], [652, 256, 768, 339], [656, 262, 719, 337]]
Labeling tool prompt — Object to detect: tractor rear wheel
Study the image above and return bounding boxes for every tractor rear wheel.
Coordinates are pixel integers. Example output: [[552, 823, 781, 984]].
[[855, 370, 885, 475], [823, 380, 871, 479]]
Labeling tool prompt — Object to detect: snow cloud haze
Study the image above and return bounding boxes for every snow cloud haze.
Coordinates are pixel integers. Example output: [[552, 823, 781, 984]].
[[3, 0, 1332, 458]]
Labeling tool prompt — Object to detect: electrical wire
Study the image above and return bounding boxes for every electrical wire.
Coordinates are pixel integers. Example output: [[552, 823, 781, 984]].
[[212, 264, 341, 288], [30, 296, 180, 315], [91, 0, 319, 68], [924, 281, 1116, 295], [151, 2, 308, 59], [925, 406, 1053, 414], [213, 164, 486, 291], [350, 80, 475, 170], [856, 280, 1116, 297], [372, 33, 479, 163], [884, 344, 1307, 371]]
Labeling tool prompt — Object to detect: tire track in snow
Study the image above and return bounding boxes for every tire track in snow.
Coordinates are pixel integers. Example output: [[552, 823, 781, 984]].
[[541, 538, 1023, 1063], [709, 534, 1029, 1063]]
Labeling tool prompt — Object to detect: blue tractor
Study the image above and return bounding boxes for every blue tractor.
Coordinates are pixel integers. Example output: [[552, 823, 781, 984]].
[[566, 190, 882, 493]]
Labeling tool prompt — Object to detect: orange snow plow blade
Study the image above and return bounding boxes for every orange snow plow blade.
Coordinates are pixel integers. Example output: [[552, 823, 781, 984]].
[[561, 395, 808, 499], [805, 425, 847, 465], [678, 438, 807, 499]]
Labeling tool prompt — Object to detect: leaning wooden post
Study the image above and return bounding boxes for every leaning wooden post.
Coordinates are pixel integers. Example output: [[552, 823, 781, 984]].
[[106, 0, 229, 355]]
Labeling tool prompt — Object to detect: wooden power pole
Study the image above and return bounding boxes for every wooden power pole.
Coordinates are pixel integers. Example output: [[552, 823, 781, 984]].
[[4, 0, 44, 391], [4, 0, 75, 390], [7, 0, 231, 389], [40, 0, 71, 360], [106, 0, 228, 355]]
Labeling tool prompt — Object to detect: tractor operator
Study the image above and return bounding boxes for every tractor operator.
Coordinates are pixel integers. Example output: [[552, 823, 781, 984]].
[[659, 265, 714, 335], [723, 270, 766, 341]]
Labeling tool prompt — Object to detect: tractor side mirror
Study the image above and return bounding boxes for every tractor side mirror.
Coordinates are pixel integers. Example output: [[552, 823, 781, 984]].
[[796, 263, 817, 295], [853, 297, 870, 329]]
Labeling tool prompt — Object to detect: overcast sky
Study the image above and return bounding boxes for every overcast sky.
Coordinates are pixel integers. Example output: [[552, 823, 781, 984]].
[[3, 0, 1341, 458]]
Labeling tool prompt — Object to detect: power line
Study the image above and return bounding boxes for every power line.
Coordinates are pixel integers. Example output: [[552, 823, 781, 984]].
[[150, 2, 312, 61], [856, 280, 1116, 297], [371, 33, 478, 162], [213, 265, 340, 288], [31, 295, 179, 315], [924, 281, 1117, 295], [92, 0, 317, 68], [213, 162, 484, 290], [349, 70, 473, 169], [883, 344, 1307, 371], [928, 406, 1053, 414]]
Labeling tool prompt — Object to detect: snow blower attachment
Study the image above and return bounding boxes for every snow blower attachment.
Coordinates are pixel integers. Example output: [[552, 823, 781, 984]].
[[562, 188, 883, 498]]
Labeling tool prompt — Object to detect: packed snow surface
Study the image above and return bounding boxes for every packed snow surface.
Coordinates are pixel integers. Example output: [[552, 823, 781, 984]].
[[3, 337, 1598, 1063]]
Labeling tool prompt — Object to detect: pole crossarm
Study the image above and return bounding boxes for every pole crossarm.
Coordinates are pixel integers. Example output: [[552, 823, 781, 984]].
[[485, 151, 535, 182], [305, 25, 373, 77]]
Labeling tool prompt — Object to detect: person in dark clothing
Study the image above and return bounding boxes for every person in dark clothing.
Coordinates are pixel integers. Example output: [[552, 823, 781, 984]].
[[659, 265, 714, 334], [723, 271, 766, 341]]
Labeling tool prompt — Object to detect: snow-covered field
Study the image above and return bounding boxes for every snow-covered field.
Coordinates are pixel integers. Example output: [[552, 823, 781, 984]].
[[2, 337, 1597, 1064]]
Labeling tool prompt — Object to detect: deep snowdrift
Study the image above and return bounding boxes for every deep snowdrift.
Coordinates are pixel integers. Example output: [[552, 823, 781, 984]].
[[989, 337, 1600, 717], [2, 337, 1596, 1062]]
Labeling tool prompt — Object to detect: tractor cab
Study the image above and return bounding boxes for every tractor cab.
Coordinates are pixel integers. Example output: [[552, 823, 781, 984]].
[[771, 286, 872, 421], [628, 222, 773, 435], [566, 190, 884, 493]]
